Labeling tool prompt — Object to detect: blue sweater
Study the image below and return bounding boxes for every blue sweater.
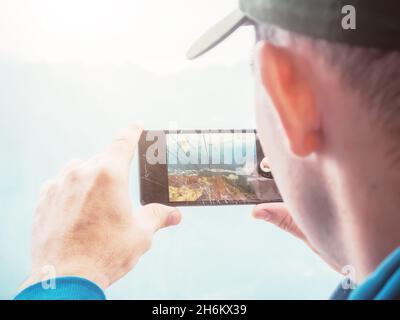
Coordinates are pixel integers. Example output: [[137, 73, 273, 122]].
[[15, 247, 400, 300], [14, 276, 106, 300]]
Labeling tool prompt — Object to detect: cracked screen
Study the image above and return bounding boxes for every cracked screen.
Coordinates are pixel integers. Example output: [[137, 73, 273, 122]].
[[166, 131, 281, 203]]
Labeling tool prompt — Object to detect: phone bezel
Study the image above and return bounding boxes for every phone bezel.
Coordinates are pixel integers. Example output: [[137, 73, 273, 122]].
[[138, 129, 282, 206]]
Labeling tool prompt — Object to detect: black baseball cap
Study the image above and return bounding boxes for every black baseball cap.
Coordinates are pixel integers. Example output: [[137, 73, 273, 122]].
[[187, 0, 400, 60]]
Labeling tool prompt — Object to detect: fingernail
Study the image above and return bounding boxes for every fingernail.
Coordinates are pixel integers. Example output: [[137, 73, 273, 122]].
[[167, 211, 181, 225], [256, 209, 272, 221]]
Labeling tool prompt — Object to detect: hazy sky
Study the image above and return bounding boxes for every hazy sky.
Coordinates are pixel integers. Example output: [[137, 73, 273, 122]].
[[0, 0, 255, 74]]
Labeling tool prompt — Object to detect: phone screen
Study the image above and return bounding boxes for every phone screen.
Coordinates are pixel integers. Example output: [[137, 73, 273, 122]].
[[165, 131, 280, 204]]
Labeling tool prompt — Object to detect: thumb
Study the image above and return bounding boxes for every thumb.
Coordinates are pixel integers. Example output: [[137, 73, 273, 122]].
[[138, 203, 182, 233], [252, 202, 306, 241]]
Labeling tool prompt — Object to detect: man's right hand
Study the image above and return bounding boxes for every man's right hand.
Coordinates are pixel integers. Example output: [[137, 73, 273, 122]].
[[19, 124, 182, 292]]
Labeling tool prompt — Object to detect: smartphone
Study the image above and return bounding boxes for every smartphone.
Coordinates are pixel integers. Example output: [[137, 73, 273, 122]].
[[138, 129, 282, 206]]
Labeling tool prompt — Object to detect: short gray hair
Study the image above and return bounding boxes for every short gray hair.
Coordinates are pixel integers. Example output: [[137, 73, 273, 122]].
[[256, 24, 400, 160]]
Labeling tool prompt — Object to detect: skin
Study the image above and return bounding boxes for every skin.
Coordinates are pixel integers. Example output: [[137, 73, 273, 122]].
[[252, 40, 400, 282]]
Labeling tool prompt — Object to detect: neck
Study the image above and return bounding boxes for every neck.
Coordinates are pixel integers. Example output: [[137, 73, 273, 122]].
[[337, 150, 400, 283]]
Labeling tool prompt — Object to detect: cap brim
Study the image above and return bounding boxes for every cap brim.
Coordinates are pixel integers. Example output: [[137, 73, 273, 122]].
[[186, 9, 247, 60]]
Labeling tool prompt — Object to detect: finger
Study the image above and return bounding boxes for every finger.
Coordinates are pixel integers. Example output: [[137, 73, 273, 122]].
[[260, 157, 270, 170], [261, 157, 270, 168], [138, 203, 182, 233], [105, 124, 143, 169], [38, 179, 57, 203], [252, 202, 306, 241], [39, 179, 56, 195], [58, 158, 83, 177]]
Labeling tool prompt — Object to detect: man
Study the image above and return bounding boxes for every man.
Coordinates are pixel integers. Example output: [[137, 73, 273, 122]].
[[15, 0, 400, 300]]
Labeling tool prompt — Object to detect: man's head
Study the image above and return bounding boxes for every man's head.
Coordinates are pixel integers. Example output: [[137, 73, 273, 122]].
[[188, 1, 400, 276], [253, 23, 400, 268]]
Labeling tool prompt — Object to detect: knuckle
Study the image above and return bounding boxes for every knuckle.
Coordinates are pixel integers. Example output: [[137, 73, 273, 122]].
[[278, 214, 294, 232], [70, 219, 90, 235], [42, 180, 57, 197], [94, 164, 116, 186], [285, 219, 295, 233], [151, 205, 163, 220], [65, 168, 82, 183], [34, 202, 45, 218], [112, 136, 131, 151], [113, 136, 129, 145], [148, 204, 166, 228]]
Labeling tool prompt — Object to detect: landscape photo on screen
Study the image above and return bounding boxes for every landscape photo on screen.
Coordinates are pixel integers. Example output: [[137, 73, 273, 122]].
[[166, 131, 280, 203]]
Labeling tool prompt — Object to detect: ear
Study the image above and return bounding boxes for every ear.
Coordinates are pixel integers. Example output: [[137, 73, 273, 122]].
[[257, 41, 321, 157]]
